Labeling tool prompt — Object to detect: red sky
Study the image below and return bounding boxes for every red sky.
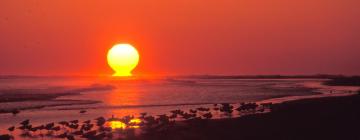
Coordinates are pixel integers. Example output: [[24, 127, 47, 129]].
[[0, 0, 359, 76]]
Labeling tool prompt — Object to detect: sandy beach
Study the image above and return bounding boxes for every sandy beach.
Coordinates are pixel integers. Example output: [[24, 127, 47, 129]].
[[0, 77, 359, 140], [140, 93, 360, 140], [1, 91, 359, 140]]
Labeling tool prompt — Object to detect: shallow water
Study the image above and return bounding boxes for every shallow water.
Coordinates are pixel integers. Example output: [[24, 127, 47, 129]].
[[0, 76, 358, 136]]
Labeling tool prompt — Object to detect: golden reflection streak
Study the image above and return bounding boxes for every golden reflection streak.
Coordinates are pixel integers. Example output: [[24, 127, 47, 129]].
[[107, 118, 142, 129], [108, 121, 127, 129]]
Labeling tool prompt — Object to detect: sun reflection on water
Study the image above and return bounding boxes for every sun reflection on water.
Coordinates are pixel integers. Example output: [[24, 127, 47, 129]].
[[107, 118, 142, 129], [109, 121, 127, 129]]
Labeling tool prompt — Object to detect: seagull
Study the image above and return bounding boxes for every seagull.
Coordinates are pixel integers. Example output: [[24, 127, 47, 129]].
[[70, 120, 79, 124], [8, 126, 15, 132], [20, 119, 30, 126], [11, 109, 20, 116], [203, 112, 213, 119], [83, 120, 91, 124]]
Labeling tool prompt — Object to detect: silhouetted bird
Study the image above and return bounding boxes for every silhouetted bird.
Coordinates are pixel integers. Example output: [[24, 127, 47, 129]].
[[69, 123, 79, 130], [82, 130, 97, 139], [169, 113, 177, 119], [45, 123, 55, 130], [72, 130, 83, 135], [99, 126, 112, 132], [79, 110, 87, 114], [70, 120, 79, 124], [8, 126, 15, 132], [18, 125, 27, 130], [20, 119, 30, 126], [197, 107, 210, 112], [157, 114, 170, 124], [56, 132, 68, 138], [66, 135, 75, 140], [181, 112, 196, 120], [189, 109, 197, 114], [52, 126, 61, 131], [33, 125, 45, 132], [96, 117, 106, 126], [140, 112, 147, 118], [144, 116, 157, 126], [58, 121, 69, 127], [203, 112, 213, 119], [81, 123, 94, 131], [220, 103, 234, 114], [30, 127, 38, 133], [11, 109, 20, 116], [83, 120, 91, 124]]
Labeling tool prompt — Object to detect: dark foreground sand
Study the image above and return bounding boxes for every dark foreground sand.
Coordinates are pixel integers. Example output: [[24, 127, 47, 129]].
[[140, 94, 360, 140]]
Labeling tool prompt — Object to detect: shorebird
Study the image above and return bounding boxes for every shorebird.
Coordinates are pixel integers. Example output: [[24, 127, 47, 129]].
[[220, 103, 234, 114], [56, 132, 68, 138], [59, 121, 69, 127], [157, 114, 170, 124], [18, 125, 27, 130], [81, 123, 94, 131], [203, 112, 213, 119], [11, 109, 20, 116], [144, 116, 156, 126], [7, 126, 15, 132], [45, 123, 55, 130], [70, 120, 79, 124], [189, 109, 197, 114], [170, 110, 184, 115], [33, 125, 45, 133], [20, 119, 30, 126], [72, 130, 83, 135], [52, 126, 61, 131], [79, 110, 87, 114], [83, 120, 91, 124], [82, 130, 97, 139], [260, 102, 273, 109], [66, 135, 75, 140], [181, 112, 196, 120], [94, 132, 106, 139], [99, 126, 112, 132], [95, 117, 106, 126], [169, 113, 177, 119], [140, 112, 147, 118], [197, 107, 210, 112], [30, 127, 38, 133]]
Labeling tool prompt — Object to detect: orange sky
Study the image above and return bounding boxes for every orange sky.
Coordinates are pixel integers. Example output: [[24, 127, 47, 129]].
[[0, 0, 359, 76]]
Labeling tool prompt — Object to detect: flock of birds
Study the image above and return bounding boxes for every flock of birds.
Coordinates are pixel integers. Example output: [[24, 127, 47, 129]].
[[0, 102, 273, 140]]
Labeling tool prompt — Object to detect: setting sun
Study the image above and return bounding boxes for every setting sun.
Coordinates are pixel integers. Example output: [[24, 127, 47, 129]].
[[107, 44, 139, 76]]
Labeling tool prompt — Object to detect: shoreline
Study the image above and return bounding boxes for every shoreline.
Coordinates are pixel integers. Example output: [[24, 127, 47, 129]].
[[0, 91, 359, 139], [140, 93, 360, 140], [0, 86, 352, 114]]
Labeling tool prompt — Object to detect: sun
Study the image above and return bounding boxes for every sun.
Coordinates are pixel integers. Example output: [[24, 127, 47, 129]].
[[107, 44, 139, 76]]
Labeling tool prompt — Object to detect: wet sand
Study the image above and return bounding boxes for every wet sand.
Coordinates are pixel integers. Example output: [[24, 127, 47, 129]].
[[1, 92, 359, 140], [141, 93, 360, 140]]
